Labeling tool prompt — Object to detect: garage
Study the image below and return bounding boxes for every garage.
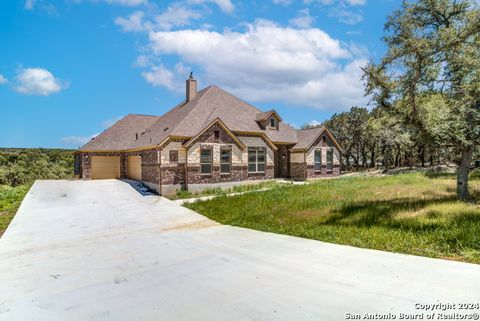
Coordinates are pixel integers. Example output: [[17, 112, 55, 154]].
[[127, 156, 142, 181], [91, 156, 120, 179]]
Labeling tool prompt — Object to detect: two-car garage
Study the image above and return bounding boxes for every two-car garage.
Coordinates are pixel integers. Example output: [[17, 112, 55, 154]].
[[90, 155, 141, 181]]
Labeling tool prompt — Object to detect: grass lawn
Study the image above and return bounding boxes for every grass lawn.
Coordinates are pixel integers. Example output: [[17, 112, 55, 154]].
[[0, 185, 30, 237], [186, 173, 480, 264]]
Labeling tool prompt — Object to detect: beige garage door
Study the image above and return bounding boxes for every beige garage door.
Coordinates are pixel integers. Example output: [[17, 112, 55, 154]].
[[91, 156, 120, 179], [127, 156, 142, 181]]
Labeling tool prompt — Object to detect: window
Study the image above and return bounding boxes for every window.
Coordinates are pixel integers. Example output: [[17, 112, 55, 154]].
[[314, 149, 322, 171], [169, 150, 178, 162], [322, 136, 326, 144], [220, 149, 231, 173], [326, 149, 334, 172], [213, 130, 220, 141], [248, 147, 266, 173], [270, 118, 276, 128], [200, 148, 212, 174]]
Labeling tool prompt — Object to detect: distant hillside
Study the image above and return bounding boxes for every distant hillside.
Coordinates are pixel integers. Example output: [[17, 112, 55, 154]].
[[0, 148, 75, 186]]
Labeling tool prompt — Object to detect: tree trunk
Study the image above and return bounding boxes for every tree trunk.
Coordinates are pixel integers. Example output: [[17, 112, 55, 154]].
[[457, 145, 474, 202]]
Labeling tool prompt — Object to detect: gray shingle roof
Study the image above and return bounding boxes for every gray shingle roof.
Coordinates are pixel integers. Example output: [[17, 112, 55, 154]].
[[80, 114, 159, 151], [79, 84, 336, 152]]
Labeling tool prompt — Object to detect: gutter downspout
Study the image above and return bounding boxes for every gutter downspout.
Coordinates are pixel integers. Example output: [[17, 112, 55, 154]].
[[157, 148, 162, 196], [185, 147, 189, 191], [304, 150, 307, 180]]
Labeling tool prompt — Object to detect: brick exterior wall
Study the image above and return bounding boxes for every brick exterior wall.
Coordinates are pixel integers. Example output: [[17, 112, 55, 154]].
[[306, 164, 341, 178], [290, 162, 306, 180], [161, 165, 186, 185], [80, 151, 126, 179], [187, 165, 274, 184]]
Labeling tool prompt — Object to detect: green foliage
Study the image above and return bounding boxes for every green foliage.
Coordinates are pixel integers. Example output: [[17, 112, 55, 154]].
[[0, 184, 30, 235], [187, 173, 480, 263], [0, 148, 74, 186], [362, 0, 480, 200]]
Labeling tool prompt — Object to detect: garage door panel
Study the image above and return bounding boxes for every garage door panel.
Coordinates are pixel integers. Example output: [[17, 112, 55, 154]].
[[127, 156, 142, 181], [91, 156, 120, 179]]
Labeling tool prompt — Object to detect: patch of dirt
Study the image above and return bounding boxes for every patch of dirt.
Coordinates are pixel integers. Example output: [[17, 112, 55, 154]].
[[159, 220, 219, 232]]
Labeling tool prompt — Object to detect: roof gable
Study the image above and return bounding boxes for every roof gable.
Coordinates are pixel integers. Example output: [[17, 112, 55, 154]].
[[183, 118, 246, 150], [291, 126, 342, 152]]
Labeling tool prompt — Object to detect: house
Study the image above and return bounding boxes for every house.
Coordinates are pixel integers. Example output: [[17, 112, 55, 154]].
[[75, 75, 342, 196]]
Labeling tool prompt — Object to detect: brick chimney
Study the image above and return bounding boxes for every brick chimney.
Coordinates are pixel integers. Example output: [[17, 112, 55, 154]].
[[186, 72, 197, 102]]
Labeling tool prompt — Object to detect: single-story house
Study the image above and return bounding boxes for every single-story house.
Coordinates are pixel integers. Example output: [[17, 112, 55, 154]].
[[75, 75, 342, 195]]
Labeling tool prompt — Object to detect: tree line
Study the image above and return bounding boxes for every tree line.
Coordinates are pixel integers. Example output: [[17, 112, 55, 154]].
[[307, 0, 479, 202], [0, 148, 74, 186]]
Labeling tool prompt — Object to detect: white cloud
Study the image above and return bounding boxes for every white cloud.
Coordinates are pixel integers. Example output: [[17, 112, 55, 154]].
[[307, 120, 322, 127], [24, 0, 36, 10], [188, 0, 234, 13], [272, 0, 293, 5], [60, 133, 98, 147], [144, 20, 367, 110], [116, 4, 201, 32], [0, 74, 7, 84], [14, 68, 67, 96], [329, 6, 363, 24], [289, 9, 314, 28], [141, 63, 187, 92], [115, 11, 146, 32], [155, 4, 201, 30], [345, 0, 366, 5]]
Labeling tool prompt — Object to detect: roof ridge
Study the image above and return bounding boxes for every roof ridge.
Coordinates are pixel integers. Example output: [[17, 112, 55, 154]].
[[169, 85, 217, 135]]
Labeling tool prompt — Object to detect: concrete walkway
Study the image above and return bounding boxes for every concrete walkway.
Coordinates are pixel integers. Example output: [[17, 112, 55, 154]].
[[0, 180, 479, 321]]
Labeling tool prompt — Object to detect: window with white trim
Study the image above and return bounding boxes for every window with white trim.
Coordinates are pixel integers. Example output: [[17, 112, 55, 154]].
[[248, 147, 266, 173], [220, 148, 231, 173], [314, 149, 322, 171], [326, 149, 334, 172], [200, 148, 212, 174]]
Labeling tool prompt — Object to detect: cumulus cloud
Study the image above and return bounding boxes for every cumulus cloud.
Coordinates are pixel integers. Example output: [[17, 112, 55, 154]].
[[345, 0, 366, 5], [0, 74, 7, 84], [143, 20, 367, 110], [306, 120, 323, 127], [289, 9, 314, 28], [141, 63, 188, 92], [60, 133, 98, 147], [14, 68, 67, 96]]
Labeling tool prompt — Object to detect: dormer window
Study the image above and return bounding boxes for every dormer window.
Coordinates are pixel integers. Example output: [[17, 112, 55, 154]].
[[270, 118, 276, 128]]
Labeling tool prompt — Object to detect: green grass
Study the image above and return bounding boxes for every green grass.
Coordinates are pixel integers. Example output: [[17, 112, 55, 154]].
[[168, 180, 283, 200], [0, 184, 30, 236], [186, 173, 480, 264]]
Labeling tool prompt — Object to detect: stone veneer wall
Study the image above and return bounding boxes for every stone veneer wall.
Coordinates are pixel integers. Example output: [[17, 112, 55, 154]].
[[184, 126, 275, 185], [304, 131, 341, 179]]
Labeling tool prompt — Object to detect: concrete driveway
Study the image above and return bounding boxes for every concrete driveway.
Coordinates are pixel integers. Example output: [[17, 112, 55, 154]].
[[1, 180, 479, 321]]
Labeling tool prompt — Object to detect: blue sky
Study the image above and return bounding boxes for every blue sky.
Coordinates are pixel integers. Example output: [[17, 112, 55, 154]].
[[0, 0, 400, 148]]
